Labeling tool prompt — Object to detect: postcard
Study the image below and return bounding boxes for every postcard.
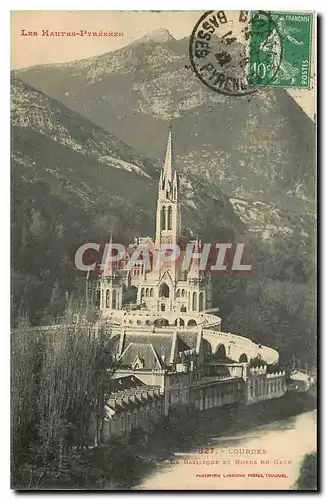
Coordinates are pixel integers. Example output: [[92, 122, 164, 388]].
[[11, 10, 317, 491]]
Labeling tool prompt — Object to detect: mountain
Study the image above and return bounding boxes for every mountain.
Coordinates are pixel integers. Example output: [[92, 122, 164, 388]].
[[14, 30, 316, 219], [132, 28, 176, 45], [11, 76, 244, 237], [12, 77, 249, 320]]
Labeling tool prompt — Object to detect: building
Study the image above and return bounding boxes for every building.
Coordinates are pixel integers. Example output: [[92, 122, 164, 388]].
[[89, 126, 212, 316], [102, 376, 164, 441], [83, 128, 287, 440], [244, 366, 287, 404]]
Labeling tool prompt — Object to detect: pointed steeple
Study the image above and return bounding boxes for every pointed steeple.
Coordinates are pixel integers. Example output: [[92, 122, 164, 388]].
[[164, 124, 173, 181], [155, 125, 181, 248]]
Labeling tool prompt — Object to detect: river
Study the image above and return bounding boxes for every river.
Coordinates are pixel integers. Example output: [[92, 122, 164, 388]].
[[136, 409, 316, 490]]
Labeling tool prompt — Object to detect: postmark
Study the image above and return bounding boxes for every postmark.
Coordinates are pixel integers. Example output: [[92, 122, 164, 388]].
[[189, 10, 282, 97], [249, 12, 313, 89]]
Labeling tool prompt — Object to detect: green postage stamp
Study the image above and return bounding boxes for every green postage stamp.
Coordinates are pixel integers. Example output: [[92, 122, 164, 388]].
[[249, 11, 313, 89]]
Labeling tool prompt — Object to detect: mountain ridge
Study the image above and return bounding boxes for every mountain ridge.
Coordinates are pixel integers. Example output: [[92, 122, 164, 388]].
[[13, 33, 315, 218]]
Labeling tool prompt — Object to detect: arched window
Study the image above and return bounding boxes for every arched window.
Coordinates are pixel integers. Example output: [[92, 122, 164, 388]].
[[112, 289, 117, 309], [146, 288, 149, 297], [95, 290, 100, 308], [216, 344, 226, 359], [167, 206, 172, 230], [150, 288, 154, 297], [188, 319, 197, 327], [192, 291, 197, 311], [106, 289, 110, 308], [159, 283, 170, 298], [239, 353, 248, 363], [199, 291, 204, 312], [180, 305, 187, 312], [161, 207, 166, 230], [176, 289, 180, 298], [181, 289, 185, 298], [174, 318, 185, 326]]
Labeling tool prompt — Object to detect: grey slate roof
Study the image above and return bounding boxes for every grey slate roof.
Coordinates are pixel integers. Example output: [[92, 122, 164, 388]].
[[123, 333, 174, 368], [177, 331, 198, 350], [120, 342, 163, 370]]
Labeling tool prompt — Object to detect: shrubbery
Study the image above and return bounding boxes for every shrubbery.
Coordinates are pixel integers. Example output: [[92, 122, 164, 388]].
[[11, 313, 117, 489], [294, 452, 317, 490]]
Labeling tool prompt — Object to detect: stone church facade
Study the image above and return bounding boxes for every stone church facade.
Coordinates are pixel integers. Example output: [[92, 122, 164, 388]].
[[94, 126, 212, 317]]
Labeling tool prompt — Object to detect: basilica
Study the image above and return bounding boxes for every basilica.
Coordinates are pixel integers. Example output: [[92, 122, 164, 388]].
[[83, 128, 286, 442], [91, 126, 212, 317]]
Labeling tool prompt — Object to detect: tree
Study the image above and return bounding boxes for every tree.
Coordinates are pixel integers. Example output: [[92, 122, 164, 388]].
[[295, 452, 317, 490], [249, 356, 267, 368], [11, 323, 44, 472], [11, 310, 117, 486]]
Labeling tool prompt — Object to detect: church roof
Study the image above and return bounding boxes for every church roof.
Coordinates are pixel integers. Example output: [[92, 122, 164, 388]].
[[115, 331, 200, 370], [120, 342, 163, 370], [177, 331, 199, 351], [123, 333, 173, 368]]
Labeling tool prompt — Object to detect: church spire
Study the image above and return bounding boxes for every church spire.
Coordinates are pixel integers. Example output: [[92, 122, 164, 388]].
[[155, 125, 181, 247], [164, 124, 173, 181]]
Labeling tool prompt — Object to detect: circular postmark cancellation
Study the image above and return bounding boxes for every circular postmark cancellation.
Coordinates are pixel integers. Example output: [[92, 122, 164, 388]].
[[189, 10, 283, 96]]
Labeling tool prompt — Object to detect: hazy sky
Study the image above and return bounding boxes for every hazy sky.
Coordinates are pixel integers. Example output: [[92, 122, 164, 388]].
[[11, 11, 315, 119], [11, 11, 203, 68]]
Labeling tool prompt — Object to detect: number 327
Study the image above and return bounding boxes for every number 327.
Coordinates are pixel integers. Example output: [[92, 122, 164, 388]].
[[198, 447, 215, 454]]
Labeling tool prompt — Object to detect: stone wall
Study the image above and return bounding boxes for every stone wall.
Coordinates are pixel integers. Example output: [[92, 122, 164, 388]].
[[245, 366, 287, 404], [102, 386, 164, 441], [189, 378, 244, 411]]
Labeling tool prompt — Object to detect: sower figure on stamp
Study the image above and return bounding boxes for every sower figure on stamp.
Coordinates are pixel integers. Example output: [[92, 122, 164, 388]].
[[260, 18, 304, 85]]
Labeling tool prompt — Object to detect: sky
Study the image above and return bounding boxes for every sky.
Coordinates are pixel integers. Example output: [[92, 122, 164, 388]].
[[10, 11, 315, 119], [11, 11, 203, 68]]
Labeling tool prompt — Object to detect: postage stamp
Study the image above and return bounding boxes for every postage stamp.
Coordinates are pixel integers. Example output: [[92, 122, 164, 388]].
[[249, 11, 313, 89], [189, 10, 281, 97]]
